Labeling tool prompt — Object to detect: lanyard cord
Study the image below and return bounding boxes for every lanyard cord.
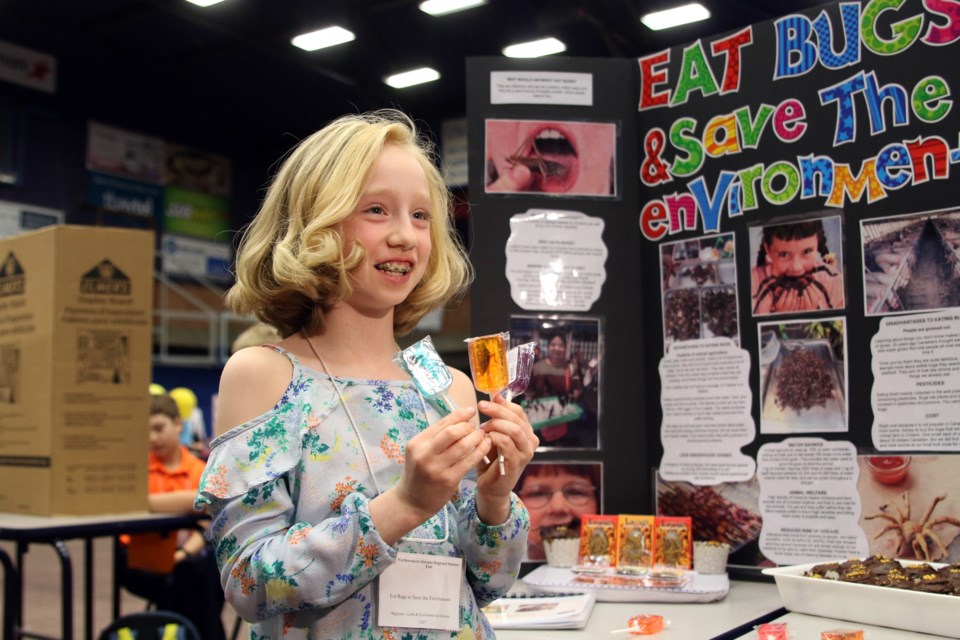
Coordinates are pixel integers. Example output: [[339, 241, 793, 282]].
[[301, 330, 448, 544]]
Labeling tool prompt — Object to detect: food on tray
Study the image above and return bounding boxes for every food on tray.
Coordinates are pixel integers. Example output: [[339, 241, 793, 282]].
[[522, 395, 582, 427], [864, 491, 960, 561], [664, 288, 700, 341], [681, 262, 717, 286], [701, 287, 737, 338], [657, 483, 762, 549], [803, 555, 960, 595], [774, 347, 834, 412]]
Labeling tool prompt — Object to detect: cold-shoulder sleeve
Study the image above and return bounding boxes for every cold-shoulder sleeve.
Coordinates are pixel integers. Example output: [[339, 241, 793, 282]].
[[195, 373, 399, 623], [456, 488, 529, 607]]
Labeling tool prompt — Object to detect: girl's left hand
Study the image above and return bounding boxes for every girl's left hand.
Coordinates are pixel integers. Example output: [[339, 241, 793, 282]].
[[475, 394, 538, 497]]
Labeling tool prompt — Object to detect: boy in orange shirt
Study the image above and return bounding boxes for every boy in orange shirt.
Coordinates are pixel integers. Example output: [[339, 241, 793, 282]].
[[121, 394, 225, 640]]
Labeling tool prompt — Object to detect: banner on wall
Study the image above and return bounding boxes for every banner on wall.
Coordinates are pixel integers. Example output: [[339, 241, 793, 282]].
[[86, 122, 164, 185], [636, 1, 960, 240], [87, 172, 162, 219], [0, 39, 55, 94], [164, 143, 231, 197], [160, 233, 231, 282], [162, 186, 230, 240], [0, 199, 63, 239]]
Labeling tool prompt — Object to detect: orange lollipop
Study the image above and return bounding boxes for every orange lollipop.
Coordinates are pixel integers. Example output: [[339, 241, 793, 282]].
[[465, 333, 509, 394]]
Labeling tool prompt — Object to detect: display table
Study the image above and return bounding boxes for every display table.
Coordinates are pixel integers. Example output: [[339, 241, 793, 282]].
[[496, 579, 785, 639], [0, 511, 205, 640], [730, 612, 959, 639]]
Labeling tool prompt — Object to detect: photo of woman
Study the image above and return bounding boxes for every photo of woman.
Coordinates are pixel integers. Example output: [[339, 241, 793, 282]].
[[509, 315, 602, 450], [514, 462, 603, 562], [749, 215, 845, 316], [485, 119, 618, 196]]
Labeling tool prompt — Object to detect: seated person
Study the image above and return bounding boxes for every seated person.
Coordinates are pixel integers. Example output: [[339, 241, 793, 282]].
[[119, 394, 226, 640]]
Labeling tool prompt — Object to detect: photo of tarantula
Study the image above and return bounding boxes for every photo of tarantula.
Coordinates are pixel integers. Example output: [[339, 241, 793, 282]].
[[864, 492, 960, 561], [749, 216, 846, 315], [752, 265, 840, 314]]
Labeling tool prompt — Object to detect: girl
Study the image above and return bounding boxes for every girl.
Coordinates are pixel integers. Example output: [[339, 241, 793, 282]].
[[196, 110, 537, 639], [751, 219, 845, 315]]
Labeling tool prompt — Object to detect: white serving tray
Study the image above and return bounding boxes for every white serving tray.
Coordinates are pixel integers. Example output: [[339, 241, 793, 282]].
[[763, 561, 960, 638], [522, 565, 729, 603]]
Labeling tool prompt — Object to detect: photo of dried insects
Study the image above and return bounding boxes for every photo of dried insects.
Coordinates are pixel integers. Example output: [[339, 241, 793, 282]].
[[656, 478, 763, 553], [758, 318, 848, 434], [659, 233, 739, 349]]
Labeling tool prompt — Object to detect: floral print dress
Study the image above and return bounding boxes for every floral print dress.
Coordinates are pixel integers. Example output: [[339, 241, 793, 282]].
[[196, 347, 529, 639]]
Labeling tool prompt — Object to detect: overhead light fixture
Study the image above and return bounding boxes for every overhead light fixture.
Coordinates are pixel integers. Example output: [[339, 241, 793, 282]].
[[502, 37, 567, 59], [640, 3, 710, 31], [184, 0, 228, 6], [291, 26, 356, 52], [419, 0, 487, 16], [385, 67, 441, 89]]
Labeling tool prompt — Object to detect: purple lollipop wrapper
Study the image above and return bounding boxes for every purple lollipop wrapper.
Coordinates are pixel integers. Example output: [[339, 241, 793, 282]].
[[502, 341, 536, 401]]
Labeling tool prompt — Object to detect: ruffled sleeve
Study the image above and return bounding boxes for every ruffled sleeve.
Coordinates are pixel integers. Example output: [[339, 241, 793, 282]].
[[195, 399, 310, 506], [194, 361, 399, 623]]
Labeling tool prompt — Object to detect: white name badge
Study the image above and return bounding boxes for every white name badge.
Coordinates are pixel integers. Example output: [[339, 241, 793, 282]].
[[377, 552, 462, 631]]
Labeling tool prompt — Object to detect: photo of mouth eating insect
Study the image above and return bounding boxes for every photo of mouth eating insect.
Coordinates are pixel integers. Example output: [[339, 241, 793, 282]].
[[484, 119, 618, 197]]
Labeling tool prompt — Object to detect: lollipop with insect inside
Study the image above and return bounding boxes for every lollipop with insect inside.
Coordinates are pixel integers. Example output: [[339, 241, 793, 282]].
[[465, 332, 510, 475]]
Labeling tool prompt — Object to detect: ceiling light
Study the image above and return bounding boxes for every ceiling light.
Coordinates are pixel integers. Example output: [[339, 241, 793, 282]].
[[502, 37, 567, 58], [385, 67, 441, 88], [291, 26, 356, 52], [419, 0, 487, 16], [640, 3, 711, 31], [184, 0, 227, 6]]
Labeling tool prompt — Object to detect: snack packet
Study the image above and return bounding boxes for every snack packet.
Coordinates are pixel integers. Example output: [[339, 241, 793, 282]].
[[579, 514, 618, 569], [654, 516, 692, 569], [616, 515, 655, 573]]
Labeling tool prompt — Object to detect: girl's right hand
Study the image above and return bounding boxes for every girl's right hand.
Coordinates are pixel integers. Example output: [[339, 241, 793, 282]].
[[392, 406, 491, 520]]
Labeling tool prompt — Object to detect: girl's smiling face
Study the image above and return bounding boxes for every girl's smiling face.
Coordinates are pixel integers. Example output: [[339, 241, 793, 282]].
[[765, 234, 820, 277], [340, 144, 433, 314]]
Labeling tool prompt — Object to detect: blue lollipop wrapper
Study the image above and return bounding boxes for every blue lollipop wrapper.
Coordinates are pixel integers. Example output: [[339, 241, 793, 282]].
[[394, 335, 456, 415]]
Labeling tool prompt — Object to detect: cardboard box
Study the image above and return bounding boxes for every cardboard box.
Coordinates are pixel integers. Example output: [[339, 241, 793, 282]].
[[0, 225, 153, 515]]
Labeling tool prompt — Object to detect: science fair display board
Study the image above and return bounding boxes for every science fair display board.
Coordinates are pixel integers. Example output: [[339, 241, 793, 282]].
[[467, 0, 960, 570]]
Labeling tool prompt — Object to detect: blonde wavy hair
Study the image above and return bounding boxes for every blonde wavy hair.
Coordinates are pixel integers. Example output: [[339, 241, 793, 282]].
[[227, 110, 473, 337]]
